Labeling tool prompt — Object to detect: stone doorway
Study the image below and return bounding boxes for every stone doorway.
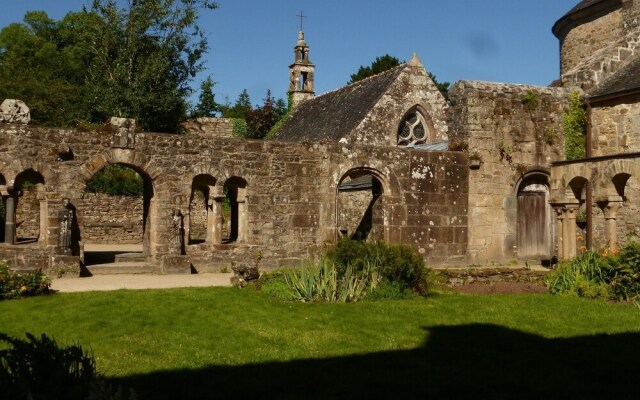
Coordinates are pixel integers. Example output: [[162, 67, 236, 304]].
[[517, 175, 552, 259], [337, 170, 385, 241], [81, 163, 153, 271]]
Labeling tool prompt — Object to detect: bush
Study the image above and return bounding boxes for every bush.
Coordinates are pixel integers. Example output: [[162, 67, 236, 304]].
[[85, 164, 144, 197], [547, 243, 640, 302], [325, 238, 427, 294], [283, 258, 381, 303], [0, 263, 51, 300], [0, 332, 135, 400]]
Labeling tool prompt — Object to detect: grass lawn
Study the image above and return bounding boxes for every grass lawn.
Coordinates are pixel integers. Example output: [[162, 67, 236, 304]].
[[1, 288, 639, 399]]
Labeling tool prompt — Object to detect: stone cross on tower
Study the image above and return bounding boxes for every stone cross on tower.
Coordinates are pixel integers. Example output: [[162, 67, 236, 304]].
[[289, 11, 315, 109]]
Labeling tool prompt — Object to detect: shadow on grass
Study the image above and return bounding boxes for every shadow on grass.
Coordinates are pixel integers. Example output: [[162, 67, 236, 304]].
[[113, 324, 640, 399]]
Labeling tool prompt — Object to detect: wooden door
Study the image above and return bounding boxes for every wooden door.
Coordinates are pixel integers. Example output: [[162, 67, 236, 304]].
[[517, 191, 550, 258]]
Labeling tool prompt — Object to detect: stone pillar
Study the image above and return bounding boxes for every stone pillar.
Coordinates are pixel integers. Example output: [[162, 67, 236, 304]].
[[206, 199, 215, 243], [4, 195, 15, 244], [211, 196, 224, 245], [237, 195, 247, 243], [563, 205, 579, 259], [553, 206, 565, 259], [38, 193, 48, 245], [599, 201, 622, 249]]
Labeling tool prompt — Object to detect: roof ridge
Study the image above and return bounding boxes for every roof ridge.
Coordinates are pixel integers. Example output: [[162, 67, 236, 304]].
[[312, 62, 408, 100]]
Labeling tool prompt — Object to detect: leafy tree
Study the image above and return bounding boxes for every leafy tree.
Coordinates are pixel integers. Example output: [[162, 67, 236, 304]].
[[221, 89, 252, 119], [0, 1, 217, 132], [245, 90, 279, 140], [348, 54, 450, 99], [86, 0, 218, 132], [192, 76, 220, 117], [85, 164, 144, 196], [0, 11, 95, 126]]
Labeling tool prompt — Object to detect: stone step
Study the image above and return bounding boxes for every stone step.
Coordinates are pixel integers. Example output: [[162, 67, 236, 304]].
[[86, 262, 156, 275], [114, 252, 147, 263]]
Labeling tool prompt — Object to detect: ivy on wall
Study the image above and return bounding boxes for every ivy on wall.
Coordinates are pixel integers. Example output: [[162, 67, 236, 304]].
[[563, 91, 587, 160]]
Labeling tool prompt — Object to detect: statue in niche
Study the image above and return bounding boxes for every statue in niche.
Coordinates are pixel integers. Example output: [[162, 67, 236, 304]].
[[171, 209, 185, 254], [57, 198, 74, 254]]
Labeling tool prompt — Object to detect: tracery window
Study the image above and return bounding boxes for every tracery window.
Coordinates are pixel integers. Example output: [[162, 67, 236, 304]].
[[398, 112, 428, 146]]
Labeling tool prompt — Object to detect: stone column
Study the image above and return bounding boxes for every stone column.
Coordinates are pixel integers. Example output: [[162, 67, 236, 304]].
[[211, 196, 224, 245], [38, 193, 48, 245], [599, 201, 622, 249], [4, 195, 15, 244], [563, 205, 579, 259], [206, 198, 215, 243], [237, 196, 247, 243], [553, 206, 565, 260]]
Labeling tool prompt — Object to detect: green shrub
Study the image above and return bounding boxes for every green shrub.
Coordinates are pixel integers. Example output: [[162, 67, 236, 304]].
[[85, 164, 144, 197], [563, 91, 586, 160], [325, 238, 427, 294], [283, 258, 381, 303], [0, 263, 51, 300], [0, 332, 135, 400], [365, 281, 415, 300], [547, 243, 640, 302]]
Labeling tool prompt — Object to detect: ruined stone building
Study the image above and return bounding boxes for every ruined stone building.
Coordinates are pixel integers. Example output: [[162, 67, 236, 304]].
[[0, 0, 638, 274]]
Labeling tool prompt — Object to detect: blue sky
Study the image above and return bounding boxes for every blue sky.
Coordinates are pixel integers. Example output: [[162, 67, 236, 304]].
[[1, 0, 578, 106]]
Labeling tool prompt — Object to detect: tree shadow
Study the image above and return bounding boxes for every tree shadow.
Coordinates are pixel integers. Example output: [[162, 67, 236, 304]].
[[111, 324, 640, 399]]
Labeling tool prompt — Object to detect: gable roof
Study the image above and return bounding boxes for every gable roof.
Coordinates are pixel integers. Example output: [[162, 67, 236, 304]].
[[589, 56, 640, 99], [275, 64, 408, 142]]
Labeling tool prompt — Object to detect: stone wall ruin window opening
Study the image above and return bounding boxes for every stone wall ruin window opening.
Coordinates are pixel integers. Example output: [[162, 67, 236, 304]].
[[398, 110, 431, 146], [82, 163, 153, 265], [222, 177, 247, 244], [13, 169, 46, 245], [188, 175, 217, 245], [337, 168, 386, 242]]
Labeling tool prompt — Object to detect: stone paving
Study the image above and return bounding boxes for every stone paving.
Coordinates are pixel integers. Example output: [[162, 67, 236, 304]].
[[51, 273, 234, 293]]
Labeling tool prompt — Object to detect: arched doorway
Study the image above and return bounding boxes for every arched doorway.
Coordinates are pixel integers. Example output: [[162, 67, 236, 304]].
[[189, 174, 217, 244], [82, 163, 153, 266], [337, 169, 386, 241], [14, 169, 46, 244], [222, 177, 247, 244], [517, 173, 553, 259]]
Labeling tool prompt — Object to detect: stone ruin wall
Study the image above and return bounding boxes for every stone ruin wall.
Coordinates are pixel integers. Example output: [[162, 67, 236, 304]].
[[15, 188, 39, 240], [591, 94, 640, 155], [450, 81, 571, 264], [0, 124, 470, 271], [179, 117, 236, 138], [78, 193, 143, 244]]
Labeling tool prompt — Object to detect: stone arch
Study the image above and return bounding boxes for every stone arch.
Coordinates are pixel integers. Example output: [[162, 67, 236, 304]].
[[336, 167, 390, 242], [81, 161, 156, 262], [188, 174, 217, 244], [566, 176, 589, 203], [12, 169, 47, 244], [601, 159, 636, 200], [515, 170, 553, 259], [222, 176, 248, 243], [396, 105, 437, 146]]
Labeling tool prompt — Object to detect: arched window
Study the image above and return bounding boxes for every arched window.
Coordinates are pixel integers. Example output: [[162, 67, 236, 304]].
[[398, 112, 428, 146]]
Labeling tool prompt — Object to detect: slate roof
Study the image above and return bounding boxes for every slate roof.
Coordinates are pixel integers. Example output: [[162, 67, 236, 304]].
[[589, 56, 640, 99], [275, 64, 408, 142]]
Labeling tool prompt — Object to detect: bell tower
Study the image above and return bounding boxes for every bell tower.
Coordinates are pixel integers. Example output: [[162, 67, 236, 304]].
[[289, 12, 315, 108]]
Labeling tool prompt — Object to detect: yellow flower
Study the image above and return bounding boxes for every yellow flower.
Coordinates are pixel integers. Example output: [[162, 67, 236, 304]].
[[19, 285, 28, 293], [612, 249, 620, 255], [579, 246, 587, 252]]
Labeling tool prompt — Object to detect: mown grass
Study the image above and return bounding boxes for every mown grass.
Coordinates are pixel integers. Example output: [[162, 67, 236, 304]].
[[1, 288, 639, 399]]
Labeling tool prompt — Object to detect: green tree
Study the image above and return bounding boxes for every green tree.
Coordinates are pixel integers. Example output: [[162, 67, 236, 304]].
[[348, 54, 450, 99], [0, 1, 217, 132], [192, 76, 220, 117], [86, 0, 218, 132], [348, 54, 401, 84], [0, 11, 95, 126], [245, 90, 279, 140], [221, 89, 252, 119]]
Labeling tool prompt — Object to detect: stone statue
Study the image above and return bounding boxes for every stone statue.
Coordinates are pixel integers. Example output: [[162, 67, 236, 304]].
[[57, 198, 73, 254], [170, 209, 185, 254]]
